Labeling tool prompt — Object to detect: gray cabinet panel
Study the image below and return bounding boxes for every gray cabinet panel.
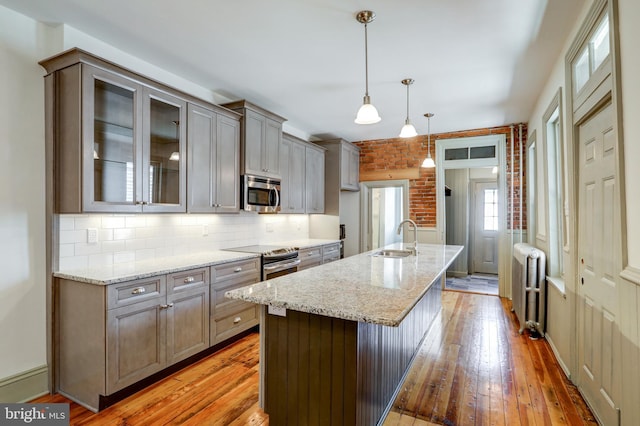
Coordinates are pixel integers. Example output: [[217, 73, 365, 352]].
[[106, 296, 166, 393], [210, 258, 260, 345], [221, 100, 286, 179], [280, 134, 306, 213], [305, 145, 325, 213], [166, 285, 210, 365], [187, 104, 240, 213]]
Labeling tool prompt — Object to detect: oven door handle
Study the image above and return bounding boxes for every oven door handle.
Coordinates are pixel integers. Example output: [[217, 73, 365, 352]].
[[263, 259, 301, 271]]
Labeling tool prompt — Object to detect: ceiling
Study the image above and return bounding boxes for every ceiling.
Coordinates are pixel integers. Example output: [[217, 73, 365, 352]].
[[1, 0, 585, 142]]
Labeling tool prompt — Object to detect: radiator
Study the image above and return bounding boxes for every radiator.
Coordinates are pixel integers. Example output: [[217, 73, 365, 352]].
[[511, 243, 546, 336]]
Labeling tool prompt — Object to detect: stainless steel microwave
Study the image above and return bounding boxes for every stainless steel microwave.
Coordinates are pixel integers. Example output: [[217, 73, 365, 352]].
[[242, 175, 281, 213]]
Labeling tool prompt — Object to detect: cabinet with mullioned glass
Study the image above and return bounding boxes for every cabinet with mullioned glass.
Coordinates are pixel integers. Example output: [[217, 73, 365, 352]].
[[40, 49, 187, 213]]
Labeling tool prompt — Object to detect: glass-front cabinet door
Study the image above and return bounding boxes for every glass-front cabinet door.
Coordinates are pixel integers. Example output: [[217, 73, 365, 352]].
[[142, 88, 186, 213], [81, 65, 186, 212]]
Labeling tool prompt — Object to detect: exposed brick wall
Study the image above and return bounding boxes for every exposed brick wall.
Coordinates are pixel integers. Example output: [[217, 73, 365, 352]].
[[353, 124, 527, 230]]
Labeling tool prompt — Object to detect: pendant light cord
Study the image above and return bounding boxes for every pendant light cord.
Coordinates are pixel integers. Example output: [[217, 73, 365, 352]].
[[406, 83, 410, 121], [364, 23, 369, 96]]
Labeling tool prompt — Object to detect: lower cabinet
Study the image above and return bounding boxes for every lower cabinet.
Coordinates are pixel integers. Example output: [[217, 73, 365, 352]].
[[298, 242, 341, 271], [210, 258, 261, 345], [322, 242, 341, 264], [299, 246, 322, 270], [57, 267, 210, 411]]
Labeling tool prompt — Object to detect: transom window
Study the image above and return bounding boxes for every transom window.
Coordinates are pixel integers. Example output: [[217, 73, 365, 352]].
[[573, 13, 610, 94]]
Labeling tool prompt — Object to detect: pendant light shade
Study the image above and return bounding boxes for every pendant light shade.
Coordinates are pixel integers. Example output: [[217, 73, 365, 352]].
[[399, 78, 417, 138], [421, 113, 436, 168], [354, 10, 381, 124]]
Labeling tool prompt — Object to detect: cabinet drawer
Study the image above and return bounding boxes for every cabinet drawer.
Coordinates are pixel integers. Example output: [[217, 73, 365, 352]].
[[107, 276, 166, 309], [299, 246, 322, 270], [167, 268, 209, 293], [211, 305, 258, 345], [211, 258, 260, 282], [322, 243, 340, 258], [211, 273, 260, 316]]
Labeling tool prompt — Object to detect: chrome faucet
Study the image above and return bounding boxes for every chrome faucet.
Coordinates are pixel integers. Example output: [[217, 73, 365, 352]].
[[396, 219, 418, 255]]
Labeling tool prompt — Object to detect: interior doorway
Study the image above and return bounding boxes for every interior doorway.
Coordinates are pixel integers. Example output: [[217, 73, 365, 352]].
[[360, 180, 409, 252], [436, 134, 507, 296], [444, 168, 499, 295]]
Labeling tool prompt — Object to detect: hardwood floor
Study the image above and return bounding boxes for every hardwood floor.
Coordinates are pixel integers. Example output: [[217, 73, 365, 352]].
[[384, 291, 597, 426], [33, 291, 596, 425]]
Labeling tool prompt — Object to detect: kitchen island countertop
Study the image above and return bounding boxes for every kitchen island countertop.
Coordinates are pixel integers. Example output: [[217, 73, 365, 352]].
[[226, 243, 463, 327]]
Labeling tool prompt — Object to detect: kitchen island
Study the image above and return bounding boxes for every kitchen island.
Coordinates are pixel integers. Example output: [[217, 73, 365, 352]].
[[226, 243, 463, 426]]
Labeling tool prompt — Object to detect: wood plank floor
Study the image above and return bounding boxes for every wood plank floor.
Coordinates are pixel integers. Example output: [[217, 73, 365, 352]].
[[33, 291, 596, 425], [384, 291, 597, 426]]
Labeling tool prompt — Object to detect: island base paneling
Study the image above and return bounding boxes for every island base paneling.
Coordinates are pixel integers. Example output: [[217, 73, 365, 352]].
[[262, 282, 442, 426]]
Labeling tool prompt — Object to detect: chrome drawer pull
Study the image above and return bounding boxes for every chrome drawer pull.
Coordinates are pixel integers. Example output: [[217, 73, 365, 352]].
[[131, 287, 146, 295], [233, 316, 242, 324], [234, 267, 243, 273], [184, 276, 195, 283]]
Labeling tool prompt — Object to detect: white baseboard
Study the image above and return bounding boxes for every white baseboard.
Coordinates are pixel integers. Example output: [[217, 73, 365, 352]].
[[0, 365, 49, 403], [545, 334, 571, 380]]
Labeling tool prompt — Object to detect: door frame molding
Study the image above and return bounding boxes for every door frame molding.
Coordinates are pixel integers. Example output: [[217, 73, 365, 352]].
[[565, 0, 627, 422], [360, 180, 410, 253], [435, 134, 507, 296]]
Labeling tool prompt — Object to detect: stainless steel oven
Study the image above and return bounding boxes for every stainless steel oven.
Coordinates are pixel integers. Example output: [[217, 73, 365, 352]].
[[242, 175, 280, 213], [224, 245, 300, 280], [263, 252, 300, 280]]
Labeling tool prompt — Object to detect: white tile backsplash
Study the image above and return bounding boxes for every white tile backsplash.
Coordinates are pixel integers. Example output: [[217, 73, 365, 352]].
[[56, 212, 310, 270]]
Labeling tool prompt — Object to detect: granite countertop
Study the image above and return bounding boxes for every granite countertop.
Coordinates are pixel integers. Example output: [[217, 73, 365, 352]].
[[226, 243, 463, 327], [53, 251, 260, 285]]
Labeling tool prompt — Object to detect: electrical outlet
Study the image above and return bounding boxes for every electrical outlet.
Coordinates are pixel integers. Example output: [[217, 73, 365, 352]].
[[87, 228, 98, 244], [202, 225, 209, 236]]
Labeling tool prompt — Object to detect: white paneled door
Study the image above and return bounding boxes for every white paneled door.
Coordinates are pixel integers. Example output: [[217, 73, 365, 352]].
[[471, 181, 499, 275], [577, 101, 621, 426]]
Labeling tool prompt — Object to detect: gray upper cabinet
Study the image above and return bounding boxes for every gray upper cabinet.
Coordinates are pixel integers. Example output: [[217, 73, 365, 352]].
[[280, 134, 306, 213], [341, 142, 361, 191], [280, 133, 325, 214], [187, 103, 241, 213], [305, 144, 325, 213], [221, 100, 286, 179], [40, 50, 190, 213], [314, 139, 361, 193]]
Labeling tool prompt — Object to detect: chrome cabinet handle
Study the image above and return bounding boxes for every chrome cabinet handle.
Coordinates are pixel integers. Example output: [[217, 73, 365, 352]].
[[131, 287, 146, 295], [184, 276, 195, 283], [233, 316, 242, 324], [234, 267, 243, 273], [160, 303, 174, 309]]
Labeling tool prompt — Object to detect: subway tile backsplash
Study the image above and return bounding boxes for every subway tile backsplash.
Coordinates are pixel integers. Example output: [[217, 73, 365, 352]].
[[57, 212, 310, 271]]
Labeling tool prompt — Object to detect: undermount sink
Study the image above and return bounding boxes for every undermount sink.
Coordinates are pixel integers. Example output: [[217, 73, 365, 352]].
[[371, 249, 414, 258]]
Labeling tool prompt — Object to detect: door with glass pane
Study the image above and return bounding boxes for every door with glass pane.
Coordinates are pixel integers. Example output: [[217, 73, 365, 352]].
[[471, 181, 499, 274], [81, 65, 186, 212], [142, 87, 186, 213], [83, 65, 144, 212]]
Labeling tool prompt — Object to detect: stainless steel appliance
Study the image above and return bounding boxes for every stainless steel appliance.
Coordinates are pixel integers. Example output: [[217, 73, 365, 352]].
[[225, 245, 300, 280], [242, 175, 280, 213]]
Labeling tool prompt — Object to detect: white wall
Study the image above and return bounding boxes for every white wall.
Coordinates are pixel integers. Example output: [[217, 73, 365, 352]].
[[528, 0, 640, 423], [0, 5, 50, 382]]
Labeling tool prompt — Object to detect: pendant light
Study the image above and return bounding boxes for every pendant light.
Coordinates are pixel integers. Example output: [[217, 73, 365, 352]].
[[421, 113, 436, 168], [354, 10, 381, 124], [399, 78, 418, 138]]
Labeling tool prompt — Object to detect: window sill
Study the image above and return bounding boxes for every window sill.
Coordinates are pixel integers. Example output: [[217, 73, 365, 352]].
[[546, 275, 566, 297]]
